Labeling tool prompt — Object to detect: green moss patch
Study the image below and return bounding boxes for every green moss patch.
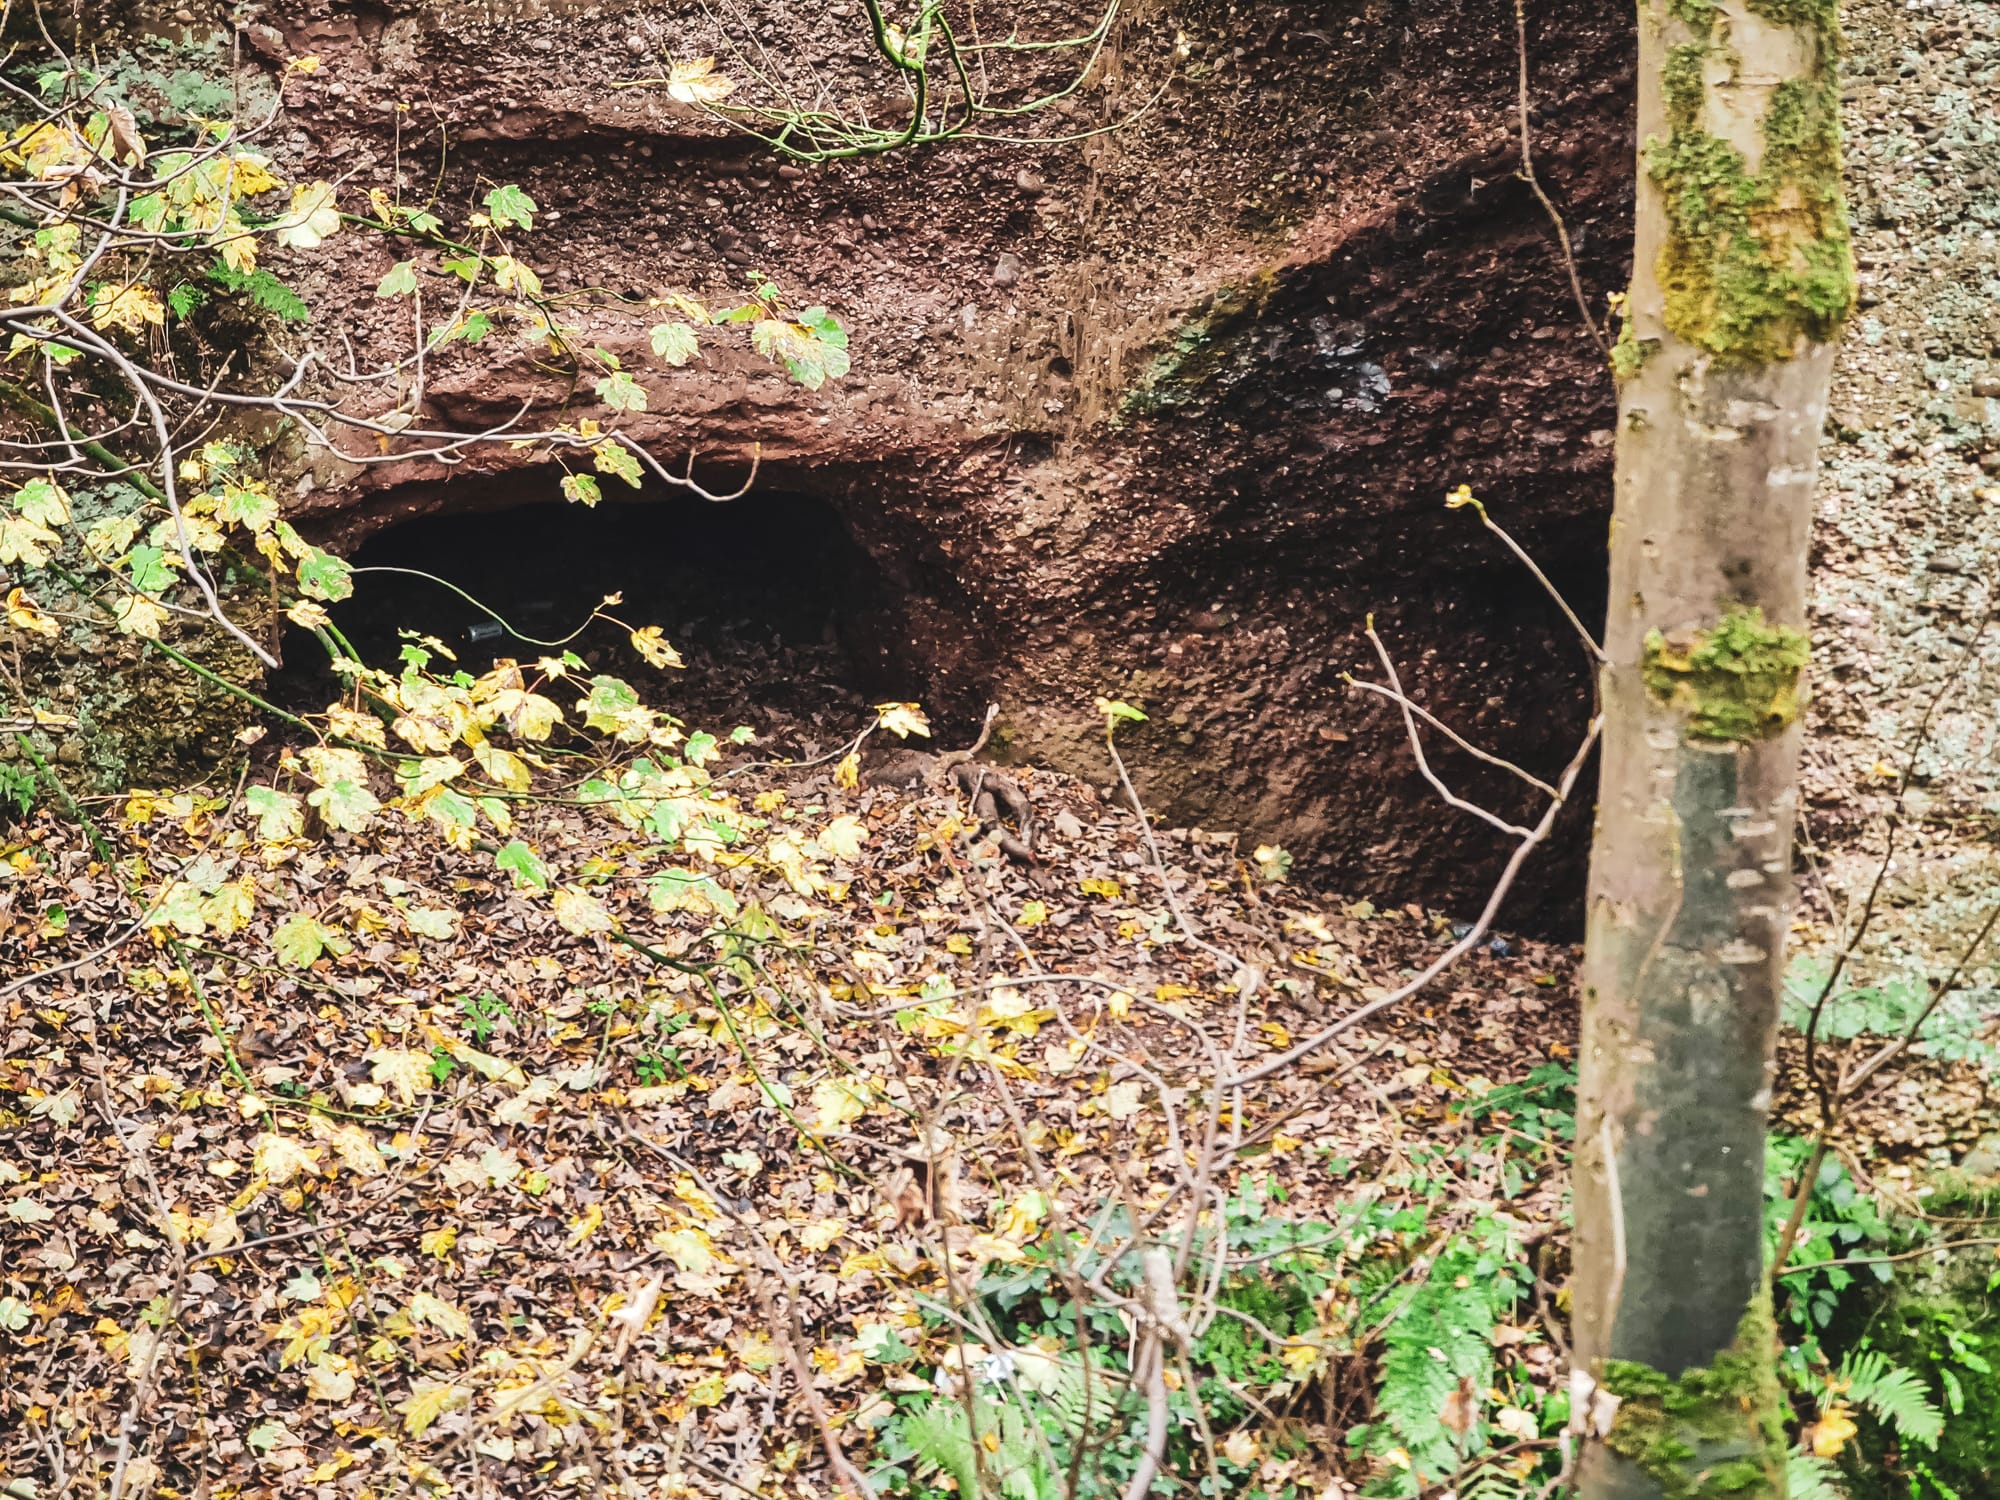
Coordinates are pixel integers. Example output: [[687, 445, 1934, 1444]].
[[1120, 270, 1278, 419], [1601, 1293, 1788, 1500], [1642, 607, 1810, 742], [1647, 10, 1854, 363]]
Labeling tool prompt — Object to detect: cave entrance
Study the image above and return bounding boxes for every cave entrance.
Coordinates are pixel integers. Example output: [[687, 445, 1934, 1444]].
[[274, 489, 930, 746]]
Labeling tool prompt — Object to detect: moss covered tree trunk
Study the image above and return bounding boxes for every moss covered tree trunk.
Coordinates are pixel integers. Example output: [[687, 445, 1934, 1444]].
[[1572, 2, 1853, 1496]]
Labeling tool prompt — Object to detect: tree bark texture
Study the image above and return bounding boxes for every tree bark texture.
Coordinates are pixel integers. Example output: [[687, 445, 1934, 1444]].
[[1573, 1, 1852, 1495]]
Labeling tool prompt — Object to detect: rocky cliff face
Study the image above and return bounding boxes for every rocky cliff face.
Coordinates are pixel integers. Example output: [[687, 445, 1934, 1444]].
[[97, 0, 1638, 919]]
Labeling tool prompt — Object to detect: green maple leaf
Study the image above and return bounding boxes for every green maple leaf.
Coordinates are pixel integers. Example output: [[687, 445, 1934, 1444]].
[[484, 184, 538, 231], [494, 840, 550, 892], [307, 777, 379, 833], [593, 441, 643, 488], [649, 321, 700, 365], [215, 482, 278, 532], [560, 472, 602, 506], [14, 477, 70, 526], [581, 675, 640, 734], [403, 906, 456, 939], [376, 260, 419, 297], [271, 912, 331, 968], [296, 548, 354, 601], [593, 370, 648, 412]]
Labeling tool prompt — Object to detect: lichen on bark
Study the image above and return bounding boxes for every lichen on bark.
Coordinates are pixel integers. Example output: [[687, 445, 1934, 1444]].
[[1600, 1290, 1788, 1500], [1642, 606, 1810, 741], [1645, 1, 1854, 364]]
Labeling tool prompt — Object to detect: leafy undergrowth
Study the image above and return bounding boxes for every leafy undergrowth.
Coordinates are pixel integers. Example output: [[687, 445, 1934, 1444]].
[[0, 658, 1588, 1499]]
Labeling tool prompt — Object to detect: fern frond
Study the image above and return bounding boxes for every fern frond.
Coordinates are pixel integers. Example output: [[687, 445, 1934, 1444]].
[[1838, 1349, 1944, 1448], [898, 1399, 981, 1497], [1459, 1462, 1533, 1500], [1787, 1450, 1847, 1500]]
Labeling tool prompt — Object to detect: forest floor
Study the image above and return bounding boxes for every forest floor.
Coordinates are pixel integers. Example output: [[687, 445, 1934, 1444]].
[[0, 666, 1989, 1500], [1, 688, 1590, 1500]]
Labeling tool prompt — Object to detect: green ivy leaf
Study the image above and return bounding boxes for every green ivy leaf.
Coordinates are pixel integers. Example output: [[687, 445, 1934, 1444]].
[[495, 839, 550, 892], [376, 260, 419, 297], [560, 472, 602, 507], [125, 544, 172, 594]]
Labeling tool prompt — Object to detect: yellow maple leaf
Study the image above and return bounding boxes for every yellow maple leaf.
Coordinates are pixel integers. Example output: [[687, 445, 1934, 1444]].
[[835, 751, 860, 790], [368, 1048, 432, 1106], [665, 56, 737, 106], [810, 1077, 871, 1133], [6, 587, 59, 637], [251, 1132, 320, 1185], [274, 180, 340, 250], [567, 1203, 604, 1247], [875, 702, 931, 739], [311, 1118, 385, 1178], [324, 703, 387, 749], [553, 884, 613, 935], [799, 1219, 847, 1252], [629, 625, 684, 669], [419, 1225, 458, 1260], [397, 1380, 463, 1436], [89, 283, 165, 335], [113, 594, 168, 640], [1016, 899, 1049, 929], [815, 814, 868, 861], [407, 1290, 471, 1338]]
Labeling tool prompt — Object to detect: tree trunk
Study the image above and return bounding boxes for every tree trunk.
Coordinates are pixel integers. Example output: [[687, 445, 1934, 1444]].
[[1572, 1, 1853, 1495]]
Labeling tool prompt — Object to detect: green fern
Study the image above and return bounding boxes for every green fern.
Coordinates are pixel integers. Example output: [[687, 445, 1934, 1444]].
[[1359, 1274, 1501, 1478], [1836, 1347, 1945, 1448], [1458, 1463, 1533, 1500], [204, 261, 309, 322], [1787, 1450, 1846, 1500], [888, 1394, 1061, 1500], [899, 1398, 981, 1496]]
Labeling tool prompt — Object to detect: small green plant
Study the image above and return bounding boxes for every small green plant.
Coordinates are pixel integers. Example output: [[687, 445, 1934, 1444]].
[[457, 990, 514, 1046], [1784, 957, 2000, 1070], [634, 1048, 684, 1086], [0, 762, 36, 823]]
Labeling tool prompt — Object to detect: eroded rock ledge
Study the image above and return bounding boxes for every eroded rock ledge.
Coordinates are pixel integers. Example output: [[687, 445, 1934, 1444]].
[[125, 0, 1637, 919]]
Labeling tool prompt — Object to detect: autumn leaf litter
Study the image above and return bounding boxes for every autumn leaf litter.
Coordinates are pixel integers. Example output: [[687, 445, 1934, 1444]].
[[0, 683, 1578, 1497]]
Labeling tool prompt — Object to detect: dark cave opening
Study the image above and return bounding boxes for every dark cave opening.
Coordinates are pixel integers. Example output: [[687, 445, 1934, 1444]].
[[272, 489, 939, 749]]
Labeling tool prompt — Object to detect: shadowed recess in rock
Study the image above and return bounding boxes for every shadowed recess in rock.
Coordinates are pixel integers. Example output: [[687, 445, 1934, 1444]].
[[271, 490, 941, 750]]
